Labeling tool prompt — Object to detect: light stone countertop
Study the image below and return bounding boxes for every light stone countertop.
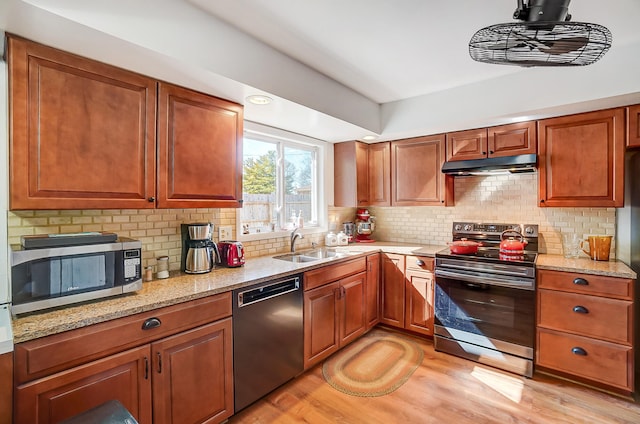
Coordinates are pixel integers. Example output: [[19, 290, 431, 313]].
[[11, 242, 444, 343], [536, 254, 637, 279], [11, 243, 637, 343]]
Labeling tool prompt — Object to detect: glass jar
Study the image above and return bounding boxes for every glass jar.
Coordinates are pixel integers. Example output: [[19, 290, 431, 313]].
[[156, 256, 169, 279]]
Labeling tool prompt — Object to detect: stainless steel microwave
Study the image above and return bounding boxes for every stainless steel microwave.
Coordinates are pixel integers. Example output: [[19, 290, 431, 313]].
[[10, 237, 142, 315]]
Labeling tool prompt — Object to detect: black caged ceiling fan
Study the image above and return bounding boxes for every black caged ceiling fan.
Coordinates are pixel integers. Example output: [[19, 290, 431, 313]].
[[469, 0, 612, 67]]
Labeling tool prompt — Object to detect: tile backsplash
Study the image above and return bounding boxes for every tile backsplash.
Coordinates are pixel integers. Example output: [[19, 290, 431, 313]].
[[7, 173, 617, 271], [370, 173, 616, 257]]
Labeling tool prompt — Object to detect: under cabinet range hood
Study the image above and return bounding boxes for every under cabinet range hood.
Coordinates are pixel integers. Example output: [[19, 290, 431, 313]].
[[441, 154, 537, 176]]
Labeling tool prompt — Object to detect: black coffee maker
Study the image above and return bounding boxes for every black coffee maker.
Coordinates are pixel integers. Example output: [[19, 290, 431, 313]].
[[181, 223, 220, 274]]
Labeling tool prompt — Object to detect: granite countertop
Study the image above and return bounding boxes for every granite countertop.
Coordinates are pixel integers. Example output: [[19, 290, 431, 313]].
[[11, 242, 636, 344], [536, 254, 637, 279], [11, 242, 445, 343]]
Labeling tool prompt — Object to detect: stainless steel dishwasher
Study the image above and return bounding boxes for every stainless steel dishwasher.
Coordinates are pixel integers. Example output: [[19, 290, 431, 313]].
[[232, 274, 304, 412]]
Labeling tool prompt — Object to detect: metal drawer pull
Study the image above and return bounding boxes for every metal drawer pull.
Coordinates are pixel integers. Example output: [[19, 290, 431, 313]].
[[573, 278, 589, 286], [142, 317, 162, 330], [572, 305, 589, 314], [416, 259, 425, 266], [571, 347, 588, 356]]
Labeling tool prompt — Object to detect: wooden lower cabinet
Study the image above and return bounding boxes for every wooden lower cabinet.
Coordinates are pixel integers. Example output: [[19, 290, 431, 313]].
[[381, 253, 406, 327], [536, 269, 634, 394], [381, 254, 435, 336], [0, 352, 11, 424], [15, 346, 152, 424], [151, 319, 234, 424], [405, 268, 435, 336], [365, 253, 381, 329], [14, 294, 234, 424], [304, 272, 366, 369], [15, 319, 233, 424]]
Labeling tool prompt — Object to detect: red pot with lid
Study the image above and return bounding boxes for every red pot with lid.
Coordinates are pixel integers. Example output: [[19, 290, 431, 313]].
[[447, 238, 483, 255], [499, 230, 528, 255]]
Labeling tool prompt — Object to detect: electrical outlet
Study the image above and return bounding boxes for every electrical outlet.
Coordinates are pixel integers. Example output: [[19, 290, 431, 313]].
[[218, 226, 233, 241]]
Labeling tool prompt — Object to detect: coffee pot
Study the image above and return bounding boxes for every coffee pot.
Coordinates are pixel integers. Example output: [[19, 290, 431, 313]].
[[181, 223, 220, 274]]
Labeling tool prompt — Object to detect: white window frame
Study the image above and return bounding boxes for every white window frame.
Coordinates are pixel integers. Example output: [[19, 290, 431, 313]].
[[237, 122, 331, 242]]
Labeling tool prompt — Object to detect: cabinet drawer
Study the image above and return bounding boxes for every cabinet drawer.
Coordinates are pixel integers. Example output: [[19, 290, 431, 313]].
[[538, 289, 632, 344], [14, 293, 232, 384], [405, 256, 434, 272], [304, 257, 367, 291], [537, 329, 633, 392], [537, 269, 633, 300]]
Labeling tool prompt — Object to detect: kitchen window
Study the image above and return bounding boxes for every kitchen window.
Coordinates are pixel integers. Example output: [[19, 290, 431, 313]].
[[237, 122, 328, 241]]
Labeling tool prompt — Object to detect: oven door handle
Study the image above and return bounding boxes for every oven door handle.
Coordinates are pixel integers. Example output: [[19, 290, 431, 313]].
[[435, 268, 535, 291]]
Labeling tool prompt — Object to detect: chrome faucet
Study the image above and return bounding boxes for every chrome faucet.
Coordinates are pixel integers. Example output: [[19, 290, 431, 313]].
[[290, 228, 304, 252]]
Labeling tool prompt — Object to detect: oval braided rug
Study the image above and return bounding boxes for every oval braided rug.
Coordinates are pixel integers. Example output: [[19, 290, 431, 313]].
[[322, 329, 424, 397]]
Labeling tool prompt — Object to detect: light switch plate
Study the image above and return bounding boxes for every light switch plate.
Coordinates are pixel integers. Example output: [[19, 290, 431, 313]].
[[218, 226, 233, 241]]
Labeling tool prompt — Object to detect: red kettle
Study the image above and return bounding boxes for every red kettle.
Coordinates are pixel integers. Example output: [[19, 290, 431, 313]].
[[218, 241, 245, 267]]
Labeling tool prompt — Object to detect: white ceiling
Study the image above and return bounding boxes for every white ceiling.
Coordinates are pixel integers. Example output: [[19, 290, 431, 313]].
[[2, 0, 640, 142]]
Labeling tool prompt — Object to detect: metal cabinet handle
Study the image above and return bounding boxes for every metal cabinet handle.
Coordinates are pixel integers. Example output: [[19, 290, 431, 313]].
[[416, 259, 425, 266], [147, 196, 155, 202], [144, 356, 149, 380], [489, 150, 494, 154], [142, 317, 162, 330], [157, 352, 162, 374], [573, 278, 589, 286], [573, 305, 589, 314], [571, 347, 587, 356]]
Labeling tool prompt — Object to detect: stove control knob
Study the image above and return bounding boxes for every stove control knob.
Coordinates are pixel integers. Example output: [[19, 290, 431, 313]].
[[524, 226, 535, 235], [454, 224, 462, 231], [464, 224, 473, 231]]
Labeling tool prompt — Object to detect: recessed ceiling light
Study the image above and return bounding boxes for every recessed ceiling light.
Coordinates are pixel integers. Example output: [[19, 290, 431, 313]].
[[362, 135, 377, 141], [246, 95, 273, 105]]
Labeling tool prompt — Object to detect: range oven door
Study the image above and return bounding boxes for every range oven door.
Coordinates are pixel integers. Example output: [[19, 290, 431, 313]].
[[434, 273, 535, 359]]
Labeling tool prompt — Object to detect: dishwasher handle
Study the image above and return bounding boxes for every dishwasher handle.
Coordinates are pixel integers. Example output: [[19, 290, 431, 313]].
[[237, 276, 300, 308]]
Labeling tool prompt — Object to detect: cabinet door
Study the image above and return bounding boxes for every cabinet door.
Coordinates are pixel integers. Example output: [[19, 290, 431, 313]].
[[405, 269, 434, 336], [391, 135, 453, 206], [380, 253, 406, 328], [488, 121, 536, 158], [151, 318, 233, 424], [14, 345, 152, 424], [365, 253, 381, 329], [445, 128, 488, 161], [368, 142, 391, 206], [0, 352, 12, 424], [304, 282, 340, 369], [8, 35, 157, 210], [538, 108, 625, 207], [334, 141, 369, 207], [627, 105, 640, 148], [157, 82, 243, 208], [339, 272, 367, 346]]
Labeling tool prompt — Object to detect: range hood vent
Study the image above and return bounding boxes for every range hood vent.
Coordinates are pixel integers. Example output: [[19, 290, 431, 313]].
[[441, 154, 537, 176]]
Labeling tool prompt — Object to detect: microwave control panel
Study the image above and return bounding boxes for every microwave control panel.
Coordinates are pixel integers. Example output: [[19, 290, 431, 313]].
[[123, 249, 141, 282]]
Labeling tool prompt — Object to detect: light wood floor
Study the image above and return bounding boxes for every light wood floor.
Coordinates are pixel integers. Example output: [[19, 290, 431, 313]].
[[229, 327, 640, 424]]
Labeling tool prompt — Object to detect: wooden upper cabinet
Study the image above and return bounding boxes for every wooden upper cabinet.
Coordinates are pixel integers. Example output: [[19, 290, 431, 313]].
[[538, 108, 625, 207], [157, 82, 243, 208], [627, 104, 640, 148], [367, 142, 391, 206], [446, 122, 536, 162], [334, 141, 390, 207], [488, 121, 536, 158], [334, 141, 369, 207], [446, 128, 487, 161], [391, 134, 453, 206], [8, 35, 157, 210]]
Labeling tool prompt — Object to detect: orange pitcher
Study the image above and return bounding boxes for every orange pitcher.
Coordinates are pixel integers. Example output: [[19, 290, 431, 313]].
[[581, 235, 612, 261]]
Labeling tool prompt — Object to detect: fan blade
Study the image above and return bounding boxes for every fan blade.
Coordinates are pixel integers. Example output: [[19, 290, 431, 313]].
[[538, 36, 589, 54]]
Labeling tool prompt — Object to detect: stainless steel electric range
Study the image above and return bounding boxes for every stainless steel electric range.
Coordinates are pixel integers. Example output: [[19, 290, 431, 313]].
[[434, 222, 539, 377]]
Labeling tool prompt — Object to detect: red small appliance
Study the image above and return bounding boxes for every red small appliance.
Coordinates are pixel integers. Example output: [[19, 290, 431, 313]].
[[218, 241, 245, 267]]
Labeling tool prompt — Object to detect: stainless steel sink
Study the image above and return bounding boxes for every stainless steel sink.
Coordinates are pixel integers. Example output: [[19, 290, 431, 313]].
[[273, 247, 343, 263]]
